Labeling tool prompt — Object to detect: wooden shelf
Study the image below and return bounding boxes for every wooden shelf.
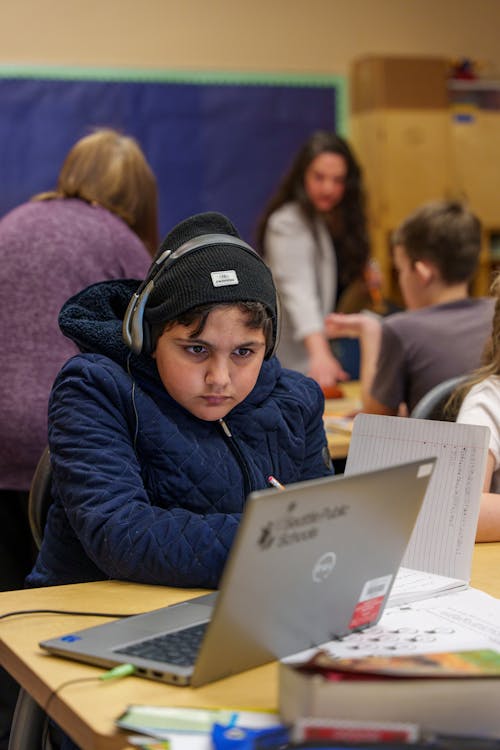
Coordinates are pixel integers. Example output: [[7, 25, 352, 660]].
[[350, 58, 500, 301]]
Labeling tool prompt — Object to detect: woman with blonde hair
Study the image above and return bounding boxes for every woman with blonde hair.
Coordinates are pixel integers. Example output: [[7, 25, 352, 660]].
[[0, 127, 159, 746], [36, 128, 159, 255]]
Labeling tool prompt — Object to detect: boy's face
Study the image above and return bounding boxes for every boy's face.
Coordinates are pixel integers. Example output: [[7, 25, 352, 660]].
[[393, 244, 426, 310], [153, 306, 267, 421]]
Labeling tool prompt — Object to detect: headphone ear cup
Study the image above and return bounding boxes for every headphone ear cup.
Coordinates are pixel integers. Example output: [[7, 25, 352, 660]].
[[265, 289, 281, 359], [141, 320, 153, 356], [122, 280, 155, 355]]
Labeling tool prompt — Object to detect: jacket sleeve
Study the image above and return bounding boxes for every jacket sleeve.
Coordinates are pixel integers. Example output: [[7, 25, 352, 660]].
[[265, 207, 327, 341], [292, 374, 334, 481], [48, 357, 241, 589]]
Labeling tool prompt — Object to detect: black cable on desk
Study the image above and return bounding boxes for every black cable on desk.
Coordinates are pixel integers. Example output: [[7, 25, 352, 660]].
[[0, 608, 132, 620]]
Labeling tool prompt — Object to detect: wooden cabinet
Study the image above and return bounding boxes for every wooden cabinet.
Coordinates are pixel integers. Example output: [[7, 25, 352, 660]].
[[450, 92, 500, 294], [451, 110, 500, 224], [351, 109, 453, 299], [350, 56, 500, 301]]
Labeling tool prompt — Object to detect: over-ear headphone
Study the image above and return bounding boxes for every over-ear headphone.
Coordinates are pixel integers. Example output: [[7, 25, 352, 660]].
[[122, 233, 281, 358]]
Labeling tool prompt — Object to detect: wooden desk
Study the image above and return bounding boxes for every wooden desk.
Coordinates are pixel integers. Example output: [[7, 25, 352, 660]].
[[1, 543, 499, 750], [0, 583, 277, 750], [324, 380, 361, 460]]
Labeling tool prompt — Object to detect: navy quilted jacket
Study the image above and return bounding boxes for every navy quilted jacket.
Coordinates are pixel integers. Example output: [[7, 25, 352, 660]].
[[26, 279, 333, 589]]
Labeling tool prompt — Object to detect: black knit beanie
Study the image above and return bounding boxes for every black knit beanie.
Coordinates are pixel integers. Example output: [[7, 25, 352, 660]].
[[144, 212, 278, 350]]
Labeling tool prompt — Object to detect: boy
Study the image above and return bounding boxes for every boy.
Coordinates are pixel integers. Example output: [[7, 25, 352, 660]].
[[324, 201, 494, 415], [26, 212, 333, 590]]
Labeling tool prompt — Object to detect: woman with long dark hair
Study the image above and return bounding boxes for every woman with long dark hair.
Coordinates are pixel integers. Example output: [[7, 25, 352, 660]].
[[256, 131, 371, 387]]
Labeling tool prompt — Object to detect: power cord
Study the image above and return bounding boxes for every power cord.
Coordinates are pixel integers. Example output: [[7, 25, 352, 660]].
[[2, 607, 137, 749], [0, 608, 132, 620], [41, 665, 136, 750]]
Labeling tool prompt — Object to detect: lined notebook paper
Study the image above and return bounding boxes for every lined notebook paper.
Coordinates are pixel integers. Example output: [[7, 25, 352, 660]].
[[345, 414, 490, 581]]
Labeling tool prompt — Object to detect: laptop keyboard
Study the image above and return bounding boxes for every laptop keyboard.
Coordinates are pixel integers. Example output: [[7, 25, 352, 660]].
[[114, 621, 209, 667]]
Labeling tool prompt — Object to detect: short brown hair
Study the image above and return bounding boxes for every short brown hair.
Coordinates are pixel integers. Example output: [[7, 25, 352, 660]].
[[33, 128, 159, 255], [392, 200, 481, 283]]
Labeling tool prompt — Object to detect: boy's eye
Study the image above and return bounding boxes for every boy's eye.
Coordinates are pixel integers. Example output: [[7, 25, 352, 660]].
[[234, 347, 252, 358], [186, 344, 207, 355]]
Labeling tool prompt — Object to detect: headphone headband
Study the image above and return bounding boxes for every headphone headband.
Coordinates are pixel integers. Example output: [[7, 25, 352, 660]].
[[157, 233, 258, 265]]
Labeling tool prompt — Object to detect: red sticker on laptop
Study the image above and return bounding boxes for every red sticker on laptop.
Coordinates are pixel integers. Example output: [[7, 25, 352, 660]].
[[349, 575, 392, 629]]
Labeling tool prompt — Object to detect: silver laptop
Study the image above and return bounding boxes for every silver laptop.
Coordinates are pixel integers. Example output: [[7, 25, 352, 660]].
[[40, 458, 435, 687]]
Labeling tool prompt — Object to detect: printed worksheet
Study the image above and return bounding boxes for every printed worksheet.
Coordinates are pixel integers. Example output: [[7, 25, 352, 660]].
[[345, 414, 490, 581], [388, 566, 468, 606], [283, 586, 500, 663]]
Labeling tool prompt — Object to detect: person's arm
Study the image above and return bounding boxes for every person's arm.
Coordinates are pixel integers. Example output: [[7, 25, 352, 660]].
[[304, 331, 348, 388], [457, 381, 500, 542], [48, 356, 242, 589], [324, 312, 396, 414], [476, 452, 500, 542]]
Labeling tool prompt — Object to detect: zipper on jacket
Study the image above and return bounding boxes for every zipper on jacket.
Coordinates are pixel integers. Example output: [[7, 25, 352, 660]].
[[218, 418, 253, 499]]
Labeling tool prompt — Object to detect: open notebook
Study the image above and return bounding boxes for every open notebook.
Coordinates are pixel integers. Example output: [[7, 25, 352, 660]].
[[344, 414, 490, 605]]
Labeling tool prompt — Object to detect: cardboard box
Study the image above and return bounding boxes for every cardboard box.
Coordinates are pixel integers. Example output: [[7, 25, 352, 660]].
[[351, 55, 449, 112]]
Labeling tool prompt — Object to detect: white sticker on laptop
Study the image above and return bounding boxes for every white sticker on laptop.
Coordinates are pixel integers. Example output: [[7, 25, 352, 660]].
[[211, 270, 239, 287], [417, 462, 434, 478]]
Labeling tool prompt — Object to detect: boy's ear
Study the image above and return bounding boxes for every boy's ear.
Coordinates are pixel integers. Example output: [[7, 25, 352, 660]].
[[414, 259, 435, 285]]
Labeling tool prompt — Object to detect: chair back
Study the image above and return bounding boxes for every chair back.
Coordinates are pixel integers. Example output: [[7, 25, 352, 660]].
[[28, 446, 52, 550], [11, 448, 55, 750], [410, 374, 469, 421]]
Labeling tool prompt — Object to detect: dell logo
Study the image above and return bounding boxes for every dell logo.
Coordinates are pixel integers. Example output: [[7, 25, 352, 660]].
[[312, 552, 337, 583]]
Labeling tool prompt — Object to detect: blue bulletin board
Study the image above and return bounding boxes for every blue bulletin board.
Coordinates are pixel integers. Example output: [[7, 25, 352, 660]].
[[0, 65, 346, 243]]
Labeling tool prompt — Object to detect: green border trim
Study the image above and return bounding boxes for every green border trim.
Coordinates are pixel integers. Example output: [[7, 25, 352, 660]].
[[0, 64, 348, 135]]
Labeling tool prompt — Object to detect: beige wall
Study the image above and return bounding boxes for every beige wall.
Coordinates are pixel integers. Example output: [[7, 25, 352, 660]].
[[2, 0, 500, 78]]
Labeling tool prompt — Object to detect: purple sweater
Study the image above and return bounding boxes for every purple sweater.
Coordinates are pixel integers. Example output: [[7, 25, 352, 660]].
[[0, 198, 152, 490]]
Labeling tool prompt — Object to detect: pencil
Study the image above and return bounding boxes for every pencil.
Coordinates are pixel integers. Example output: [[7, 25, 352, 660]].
[[268, 475, 286, 491]]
